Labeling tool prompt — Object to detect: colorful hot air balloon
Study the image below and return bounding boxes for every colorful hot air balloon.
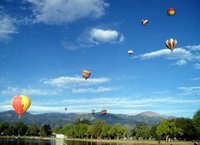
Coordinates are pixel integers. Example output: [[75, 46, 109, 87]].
[[100, 110, 107, 115], [82, 70, 91, 80], [11, 95, 31, 118], [128, 49, 133, 55], [167, 8, 176, 16], [165, 38, 177, 52], [141, 19, 148, 26]]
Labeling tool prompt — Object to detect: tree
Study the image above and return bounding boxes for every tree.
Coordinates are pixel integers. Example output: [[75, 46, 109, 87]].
[[40, 124, 52, 137], [0, 122, 10, 135], [13, 122, 28, 136], [193, 110, 200, 137], [26, 124, 39, 136], [133, 124, 151, 140], [156, 120, 183, 141], [174, 118, 197, 140]]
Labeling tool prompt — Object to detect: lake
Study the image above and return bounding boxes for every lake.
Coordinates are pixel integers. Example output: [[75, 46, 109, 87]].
[[0, 138, 151, 145], [0, 138, 194, 145]]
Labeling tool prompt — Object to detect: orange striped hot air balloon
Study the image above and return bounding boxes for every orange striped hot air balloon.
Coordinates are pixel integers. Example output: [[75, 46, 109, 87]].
[[11, 95, 31, 118], [165, 38, 177, 52], [82, 70, 91, 80]]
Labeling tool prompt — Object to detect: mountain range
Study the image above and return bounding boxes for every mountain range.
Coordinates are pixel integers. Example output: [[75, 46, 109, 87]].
[[0, 110, 175, 129]]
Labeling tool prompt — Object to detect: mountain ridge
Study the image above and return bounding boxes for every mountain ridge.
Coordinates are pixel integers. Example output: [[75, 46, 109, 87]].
[[0, 110, 175, 129]]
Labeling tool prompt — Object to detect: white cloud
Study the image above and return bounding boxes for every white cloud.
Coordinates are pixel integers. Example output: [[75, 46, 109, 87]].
[[138, 48, 192, 60], [0, 13, 17, 40], [27, 0, 109, 25], [135, 46, 200, 68], [178, 86, 200, 95], [0, 86, 60, 96], [193, 63, 200, 70], [173, 59, 187, 66], [72, 86, 113, 93], [90, 28, 124, 43], [63, 28, 124, 50], [191, 77, 200, 81], [43, 76, 110, 88], [186, 45, 200, 51]]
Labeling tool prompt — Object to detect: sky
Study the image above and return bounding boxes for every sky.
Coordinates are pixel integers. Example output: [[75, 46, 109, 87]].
[[0, 0, 200, 118]]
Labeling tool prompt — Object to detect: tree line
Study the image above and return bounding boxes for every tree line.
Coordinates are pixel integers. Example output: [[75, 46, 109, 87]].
[[0, 122, 52, 137], [0, 110, 199, 141], [54, 110, 200, 141]]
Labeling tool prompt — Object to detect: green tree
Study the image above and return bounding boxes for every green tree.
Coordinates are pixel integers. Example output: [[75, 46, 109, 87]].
[[156, 120, 183, 141], [174, 118, 197, 140], [26, 124, 39, 136], [0, 122, 10, 135], [193, 110, 200, 137], [133, 124, 151, 140], [13, 122, 28, 136], [40, 124, 52, 137]]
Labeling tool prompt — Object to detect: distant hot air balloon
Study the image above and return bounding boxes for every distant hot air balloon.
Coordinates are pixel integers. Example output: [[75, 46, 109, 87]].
[[141, 19, 148, 26], [128, 49, 133, 55], [82, 70, 91, 80], [100, 110, 107, 115], [167, 8, 176, 16], [11, 95, 31, 118], [165, 38, 177, 52], [64, 107, 67, 111]]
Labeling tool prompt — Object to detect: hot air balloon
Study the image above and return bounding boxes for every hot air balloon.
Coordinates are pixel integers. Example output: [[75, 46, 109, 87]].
[[141, 19, 148, 26], [167, 8, 176, 16], [128, 49, 133, 55], [82, 70, 91, 80], [64, 107, 67, 111], [11, 95, 31, 118], [100, 110, 107, 115], [165, 38, 177, 52]]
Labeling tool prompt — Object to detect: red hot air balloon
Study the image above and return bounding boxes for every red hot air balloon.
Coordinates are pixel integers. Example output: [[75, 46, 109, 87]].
[[167, 8, 176, 16], [11, 95, 31, 118], [82, 70, 91, 80]]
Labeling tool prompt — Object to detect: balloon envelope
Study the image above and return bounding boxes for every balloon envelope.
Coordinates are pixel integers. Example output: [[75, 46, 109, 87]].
[[167, 8, 175, 16], [128, 49, 133, 55], [82, 70, 91, 79], [11, 95, 31, 117], [141, 19, 148, 26], [165, 38, 177, 51], [100, 110, 107, 115]]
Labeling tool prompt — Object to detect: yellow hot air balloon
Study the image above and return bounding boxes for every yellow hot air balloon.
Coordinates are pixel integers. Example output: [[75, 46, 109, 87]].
[[165, 38, 177, 52], [11, 95, 31, 118]]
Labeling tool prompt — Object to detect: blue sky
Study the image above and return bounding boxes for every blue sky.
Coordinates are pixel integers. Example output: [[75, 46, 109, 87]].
[[0, 0, 200, 118]]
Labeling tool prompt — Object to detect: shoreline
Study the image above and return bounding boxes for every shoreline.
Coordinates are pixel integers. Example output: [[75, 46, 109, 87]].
[[0, 136, 197, 145]]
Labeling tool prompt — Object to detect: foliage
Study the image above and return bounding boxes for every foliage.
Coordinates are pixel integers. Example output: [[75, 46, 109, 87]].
[[156, 120, 183, 141], [39, 124, 52, 137], [193, 110, 200, 136]]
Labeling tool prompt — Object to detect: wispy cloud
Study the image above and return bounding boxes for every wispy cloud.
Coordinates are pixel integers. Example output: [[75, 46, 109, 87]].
[[42, 76, 111, 88], [135, 45, 200, 68], [186, 45, 200, 51], [191, 77, 200, 81], [178, 86, 200, 95], [72, 86, 114, 93], [26, 0, 109, 25], [0, 86, 61, 96], [0, 13, 17, 40], [193, 63, 200, 70]]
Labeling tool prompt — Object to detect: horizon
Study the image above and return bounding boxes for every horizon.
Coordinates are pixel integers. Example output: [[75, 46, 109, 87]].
[[0, 0, 200, 118]]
